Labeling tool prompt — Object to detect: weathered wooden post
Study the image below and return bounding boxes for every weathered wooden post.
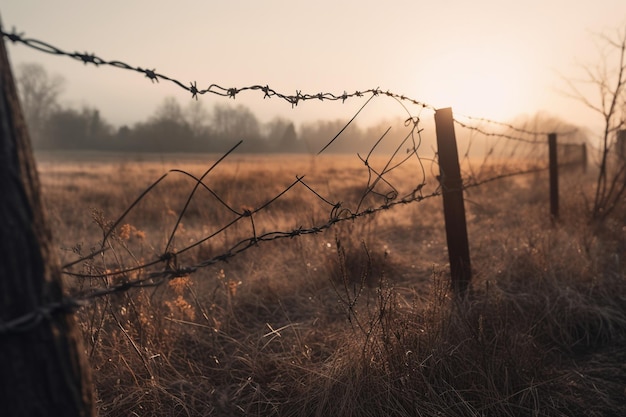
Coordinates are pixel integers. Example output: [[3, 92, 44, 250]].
[[0, 21, 95, 416], [581, 142, 587, 173], [434, 107, 471, 295], [617, 130, 626, 160], [548, 133, 559, 220]]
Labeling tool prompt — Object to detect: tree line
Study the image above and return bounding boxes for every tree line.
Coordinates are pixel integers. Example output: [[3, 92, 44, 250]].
[[16, 63, 411, 154]]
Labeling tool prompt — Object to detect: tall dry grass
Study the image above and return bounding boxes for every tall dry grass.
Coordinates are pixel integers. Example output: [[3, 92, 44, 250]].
[[36, 152, 626, 417]]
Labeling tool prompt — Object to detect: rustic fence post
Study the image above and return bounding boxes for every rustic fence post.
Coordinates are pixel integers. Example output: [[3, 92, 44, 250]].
[[617, 130, 626, 160], [581, 142, 587, 173], [548, 133, 559, 220], [434, 107, 471, 295], [0, 22, 95, 416]]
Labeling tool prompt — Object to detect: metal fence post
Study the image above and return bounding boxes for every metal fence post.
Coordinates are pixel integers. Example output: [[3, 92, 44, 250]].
[[434, 107, 471, 295]]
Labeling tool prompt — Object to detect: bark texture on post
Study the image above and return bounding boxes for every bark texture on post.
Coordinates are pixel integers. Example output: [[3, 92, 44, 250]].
[[0, 24, 95, 417]]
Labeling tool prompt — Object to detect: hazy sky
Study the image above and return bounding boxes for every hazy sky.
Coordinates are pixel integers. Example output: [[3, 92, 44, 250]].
[[2, 1, 625, 131]]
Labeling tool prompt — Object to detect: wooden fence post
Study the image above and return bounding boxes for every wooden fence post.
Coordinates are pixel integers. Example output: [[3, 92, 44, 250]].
[[581, 142, 587, 173], [548, 133, 559, 220], [0, 21, 95, 416], [617, 130, 626, 160], [434, 107, 471, 295]]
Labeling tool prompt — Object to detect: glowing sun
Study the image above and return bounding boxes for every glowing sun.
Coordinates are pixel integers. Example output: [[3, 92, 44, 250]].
[[426, 45, 531, 121]]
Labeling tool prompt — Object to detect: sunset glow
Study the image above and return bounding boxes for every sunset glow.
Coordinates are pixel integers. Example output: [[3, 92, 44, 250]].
[[422, 44, 533, 120]]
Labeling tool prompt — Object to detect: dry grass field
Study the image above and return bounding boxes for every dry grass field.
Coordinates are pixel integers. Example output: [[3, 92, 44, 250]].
[[36, 151, 626, 417]]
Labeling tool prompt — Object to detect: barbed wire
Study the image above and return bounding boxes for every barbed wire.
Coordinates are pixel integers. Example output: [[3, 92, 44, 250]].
[[463, 165, 550, 189], [0, 26, 435, 110], [454, 119, 544, 144], [453, 118, 582, 145], [456, 114, 580, 138]]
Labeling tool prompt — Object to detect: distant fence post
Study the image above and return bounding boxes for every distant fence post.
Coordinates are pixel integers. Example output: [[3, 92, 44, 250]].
[[617, 130, 626, 160], [581, 143, 587, 173], [548, 133, 559, 220], [434, 107, 471, 295]]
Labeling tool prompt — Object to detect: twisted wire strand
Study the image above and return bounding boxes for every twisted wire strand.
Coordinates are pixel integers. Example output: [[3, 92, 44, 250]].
[[456, 114, 580, 138], [1, 26, 435, 110]]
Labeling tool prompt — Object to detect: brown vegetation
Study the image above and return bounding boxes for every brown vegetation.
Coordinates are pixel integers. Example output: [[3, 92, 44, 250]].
[[37, 152, 626, 417]]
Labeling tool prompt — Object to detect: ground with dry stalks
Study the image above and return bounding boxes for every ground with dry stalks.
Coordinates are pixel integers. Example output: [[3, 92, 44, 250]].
[[37, 151, 626, 417]]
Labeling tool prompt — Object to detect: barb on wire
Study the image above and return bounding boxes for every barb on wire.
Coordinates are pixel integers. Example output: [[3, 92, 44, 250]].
[[0, 298, 86, 335]]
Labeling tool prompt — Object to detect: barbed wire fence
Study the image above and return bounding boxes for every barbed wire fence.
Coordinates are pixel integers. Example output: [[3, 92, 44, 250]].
[[453, 113, 585, 186], [0, 26, 587, 336]]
